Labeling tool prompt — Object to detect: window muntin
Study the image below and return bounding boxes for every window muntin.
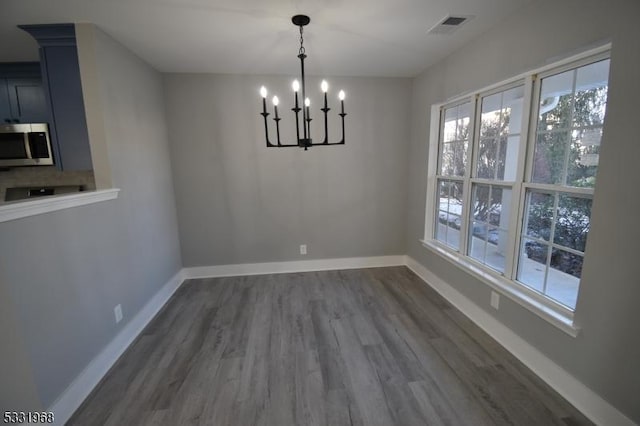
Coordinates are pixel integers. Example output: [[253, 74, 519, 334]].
[[428, 52, 610, 314]]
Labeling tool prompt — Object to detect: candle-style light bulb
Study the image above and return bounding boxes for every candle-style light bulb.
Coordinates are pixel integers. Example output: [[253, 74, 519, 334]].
[[292, 80, 300, 92], [272, 95, 280, 120], [260, 86, 267, 98], [305, 98, 311, 107], [321, 80, 329, 93], [338, 90, 345, 116]]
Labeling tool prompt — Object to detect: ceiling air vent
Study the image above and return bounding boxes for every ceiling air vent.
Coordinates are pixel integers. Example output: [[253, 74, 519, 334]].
[[428, 15, 473, 35]]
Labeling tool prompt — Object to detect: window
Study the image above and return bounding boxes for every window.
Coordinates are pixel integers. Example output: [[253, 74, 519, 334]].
[[425, 47, 610, 318]]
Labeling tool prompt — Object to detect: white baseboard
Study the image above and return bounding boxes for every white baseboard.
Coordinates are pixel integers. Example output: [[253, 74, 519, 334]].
[[44, 256, 634, 426], [183, 255, 406, 279], [405, 256, 635, 426], [47, 269, 185, 426]]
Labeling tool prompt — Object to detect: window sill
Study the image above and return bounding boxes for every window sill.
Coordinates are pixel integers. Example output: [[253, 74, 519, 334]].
[[0, 188, 120, 223], [420, 239, 580, 338]]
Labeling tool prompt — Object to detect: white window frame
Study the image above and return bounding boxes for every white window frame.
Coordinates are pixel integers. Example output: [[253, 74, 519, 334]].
[[422, 44, 611, 337]]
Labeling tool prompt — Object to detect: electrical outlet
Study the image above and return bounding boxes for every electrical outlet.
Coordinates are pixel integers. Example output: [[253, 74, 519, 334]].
[[114, 304, 123, 323], [490, 291, 500, 310], [300, 244, 307, 255]]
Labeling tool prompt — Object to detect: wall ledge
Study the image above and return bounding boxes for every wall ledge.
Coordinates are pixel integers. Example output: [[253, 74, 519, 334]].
[[0, 188, 120, 223]]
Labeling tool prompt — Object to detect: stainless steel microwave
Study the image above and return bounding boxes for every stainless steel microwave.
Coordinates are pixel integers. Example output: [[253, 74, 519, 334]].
[[0, 123, 54, 167]]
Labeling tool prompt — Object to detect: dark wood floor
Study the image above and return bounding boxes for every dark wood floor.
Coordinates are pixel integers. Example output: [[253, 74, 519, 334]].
[[69, 267, 592, 426]]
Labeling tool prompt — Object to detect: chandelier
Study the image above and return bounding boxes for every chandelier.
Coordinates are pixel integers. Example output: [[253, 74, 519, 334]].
[[259, 15, 346, 150]]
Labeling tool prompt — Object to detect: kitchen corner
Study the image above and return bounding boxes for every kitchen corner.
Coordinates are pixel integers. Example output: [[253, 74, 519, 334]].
[[0, 167, 96, 204], [0, 187, 119, 223], [1, 23, 100, 207]]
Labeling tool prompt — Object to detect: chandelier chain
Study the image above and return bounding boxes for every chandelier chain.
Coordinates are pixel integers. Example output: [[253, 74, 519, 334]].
[[299, 26, 305, 55]]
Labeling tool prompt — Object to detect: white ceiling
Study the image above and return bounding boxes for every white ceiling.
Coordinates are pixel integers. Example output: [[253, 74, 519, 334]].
[[0, 0, 533, 78]]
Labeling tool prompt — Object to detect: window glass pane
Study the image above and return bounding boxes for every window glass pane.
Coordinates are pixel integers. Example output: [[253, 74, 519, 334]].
[[550, 248, 583, 279], [435, 181, 448, 244], [538, 70, 574, 131], [476, 138, 497, 179], [469, 221, 487, 262], [440, 142, 455, 175], [566, 128, 601, 188], [489, 187, 506, 227], [472, 184, 490, 221], [478, 86, 523, 181], [495, 137, 507, 181], [453, 140, 468, 177], [532, 131, 568, 184], [456, 103, 471, 140], [518, 238, 548, 293], [440, 103, 470, 177], [436, 179, 463, 251], [524, 191, 553, 241], [573, 59, 609, 127], [533, 59, 609, 188], [469, 184, 511, 274], [502, 85, 525, 135], [486, 228, 508, 272], [440, 141, 467, 177], [502, 136, 520, 181], [547, 249, 582, 309], [443, 108, 457, 142], [480, 93, 502, 139], [554, 195, 591, 252]]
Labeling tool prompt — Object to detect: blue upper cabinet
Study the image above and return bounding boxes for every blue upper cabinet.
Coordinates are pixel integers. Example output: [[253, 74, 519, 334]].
[[6, 78, 49, 123], [19, 24, 93, 171], [0, 78, 10, 122], [0, 63, 49, 124]]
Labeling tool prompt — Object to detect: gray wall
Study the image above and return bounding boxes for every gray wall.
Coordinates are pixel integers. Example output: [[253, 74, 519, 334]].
[[0, 25, 181, 409], [406, 0, 640, 422], [164, 74, 411, 266]]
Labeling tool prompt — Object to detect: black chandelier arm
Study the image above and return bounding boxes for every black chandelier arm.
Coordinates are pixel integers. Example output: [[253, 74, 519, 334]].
[[260, 111, 275, 147], [299, 58, 308, 140], [261, 105, 346, 148], [320, 90, 329, 144], [273, 117, 281, 146], [339, 111, 346, 144], [293, 93, 301, 144]]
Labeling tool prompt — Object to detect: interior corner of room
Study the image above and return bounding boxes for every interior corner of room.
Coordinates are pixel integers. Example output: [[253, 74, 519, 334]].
[[1, 1, 639, 425]]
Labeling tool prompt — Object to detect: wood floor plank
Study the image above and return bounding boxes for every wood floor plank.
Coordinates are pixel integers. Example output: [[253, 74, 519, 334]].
[[310, 299, 350, 392], [69, 267, 593, 426], [331, 317, 395, 426], [293, 350, 325, 426], [363, 344, 429, 426], [384, 312, 497, 426]]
